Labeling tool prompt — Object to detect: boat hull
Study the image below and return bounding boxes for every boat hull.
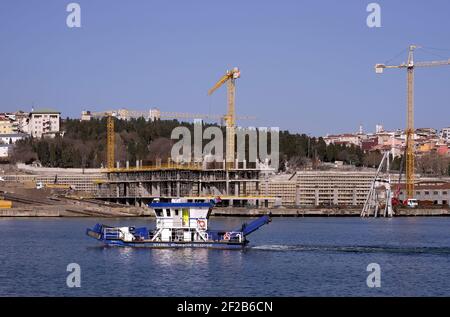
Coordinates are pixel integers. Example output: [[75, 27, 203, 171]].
[[97, 239, 246, 250], [86, 213, 271, 250]]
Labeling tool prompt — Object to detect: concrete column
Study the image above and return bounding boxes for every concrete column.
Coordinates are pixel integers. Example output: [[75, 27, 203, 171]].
[[152, 183, 160, 197], [243, 159, 247, 169], [225, 170, 230, 195], [176, 172, 180, 197], [315, 187, 319, 206], [295, 184, 300, 207], [352, 188, 357, 205], [138, 182, 143, 197], [126, 161, 129, 169], [333, 188, 339, 205]]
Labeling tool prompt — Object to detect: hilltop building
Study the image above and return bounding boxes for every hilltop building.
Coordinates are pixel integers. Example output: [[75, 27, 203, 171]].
[[324, 124, 450, 157], [29, 108, 61, 138]]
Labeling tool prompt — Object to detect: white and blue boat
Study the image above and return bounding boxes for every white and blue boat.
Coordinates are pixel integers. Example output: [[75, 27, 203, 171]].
[[86, 199, 271, 249]]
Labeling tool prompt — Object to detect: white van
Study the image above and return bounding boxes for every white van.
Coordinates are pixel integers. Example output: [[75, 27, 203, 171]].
[[406, 199, 419, 208]]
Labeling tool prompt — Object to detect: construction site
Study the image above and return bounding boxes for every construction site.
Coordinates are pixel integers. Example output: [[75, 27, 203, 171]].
[[1, 47, 450, 217]]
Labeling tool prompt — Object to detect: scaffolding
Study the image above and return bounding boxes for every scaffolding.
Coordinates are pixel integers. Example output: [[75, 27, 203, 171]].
[[361, 152, 394, 218], [95, 164, 269, 207]]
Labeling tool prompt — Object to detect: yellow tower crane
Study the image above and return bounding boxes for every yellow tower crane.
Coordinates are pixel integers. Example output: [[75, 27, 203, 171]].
[[106, 114, 115, 170], [208, 67, 241, 169], [375, 45, 450, 199]]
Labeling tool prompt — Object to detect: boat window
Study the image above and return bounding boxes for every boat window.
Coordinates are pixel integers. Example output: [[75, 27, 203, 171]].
[[155, 209, 163, 217], [166, 209, 171, 217], [174, 209, 179, 216]]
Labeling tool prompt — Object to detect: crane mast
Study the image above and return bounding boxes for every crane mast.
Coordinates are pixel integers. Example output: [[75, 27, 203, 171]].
[[107, 115, 115, 171], [208, 67, 241, 169], [406, 46, 415, 200], [375, 45, 450, 200]]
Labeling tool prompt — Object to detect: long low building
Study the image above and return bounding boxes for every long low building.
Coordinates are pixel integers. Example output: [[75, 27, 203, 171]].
[[295, 171, 384, 206], [2, 173, 106, 193], [257, 171, 449, 207], [398, 181, 450, 206]]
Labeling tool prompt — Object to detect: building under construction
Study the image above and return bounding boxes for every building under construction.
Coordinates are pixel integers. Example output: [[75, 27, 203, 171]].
[[94, 163, 276, 208]]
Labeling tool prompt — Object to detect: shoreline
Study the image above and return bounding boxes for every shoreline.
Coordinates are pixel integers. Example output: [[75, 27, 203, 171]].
[[212, 207, 450, 217], [1, 206, 449, 217]]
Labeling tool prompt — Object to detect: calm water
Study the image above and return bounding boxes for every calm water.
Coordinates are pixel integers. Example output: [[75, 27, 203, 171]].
[[1, 216, 450, 296]]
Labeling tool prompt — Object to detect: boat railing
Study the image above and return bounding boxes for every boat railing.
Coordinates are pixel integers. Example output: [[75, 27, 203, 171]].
[[103, 228, 121, 240], [226, 232, 243, 243], [211, 231, 243, 243]]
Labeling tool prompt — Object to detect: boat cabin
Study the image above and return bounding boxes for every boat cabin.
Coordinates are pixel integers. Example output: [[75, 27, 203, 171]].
[[148, 201, 213, 242]]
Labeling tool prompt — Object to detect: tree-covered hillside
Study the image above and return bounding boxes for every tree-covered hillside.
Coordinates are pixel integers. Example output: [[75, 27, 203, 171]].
[[10, 118, 448, 175]]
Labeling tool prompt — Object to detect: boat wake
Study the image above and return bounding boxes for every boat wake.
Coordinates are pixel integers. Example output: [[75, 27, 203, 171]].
[[250, 244, 450, 255]]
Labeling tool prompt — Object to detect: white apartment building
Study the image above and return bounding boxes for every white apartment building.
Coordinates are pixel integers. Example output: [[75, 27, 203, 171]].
[[0, 118, 14, 134], [323, 134, 361, 147], [29, 108, 60, 138], [149, 108, 161, 121], [80, 110, 92, 121], [441, 127, 450, 144]]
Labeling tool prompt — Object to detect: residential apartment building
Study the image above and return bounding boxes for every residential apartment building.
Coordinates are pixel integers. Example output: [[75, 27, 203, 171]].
[[29, 108, 60, 138], [441, 127, 450, 144], [0, 118, 13, 134]]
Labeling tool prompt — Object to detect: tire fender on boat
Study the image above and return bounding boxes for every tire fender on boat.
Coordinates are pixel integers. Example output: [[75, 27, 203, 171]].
[[197, 219, 206, 230]]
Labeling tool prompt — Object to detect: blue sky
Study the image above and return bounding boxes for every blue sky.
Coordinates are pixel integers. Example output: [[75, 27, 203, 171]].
[[1, 0, 449, 136]]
